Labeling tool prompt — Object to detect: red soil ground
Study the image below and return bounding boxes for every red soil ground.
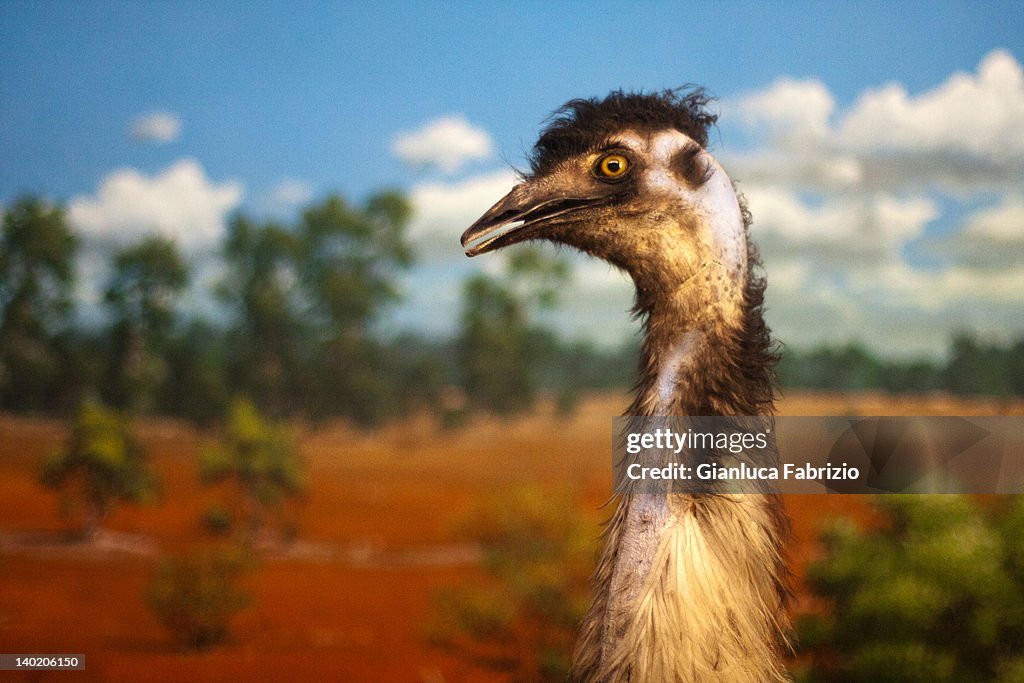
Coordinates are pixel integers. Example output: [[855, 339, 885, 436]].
[[1, 392, 1020, 682]]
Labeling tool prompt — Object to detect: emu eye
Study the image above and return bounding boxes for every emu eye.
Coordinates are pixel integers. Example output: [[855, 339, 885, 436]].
[[596, 153, 629, 179]]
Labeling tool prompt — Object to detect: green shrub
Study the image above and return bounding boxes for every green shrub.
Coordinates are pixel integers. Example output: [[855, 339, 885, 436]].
[[40, 400, 158, 537], [202, 504, 233, 536], [796, 495, 1024, 682], [200, 398, 304, 542], [428, 487, 598, 682], [146, 547, 251, 650]]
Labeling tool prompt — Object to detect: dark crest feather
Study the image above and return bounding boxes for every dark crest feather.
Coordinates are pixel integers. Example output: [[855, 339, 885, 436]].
[[529, 88, 718, 177]]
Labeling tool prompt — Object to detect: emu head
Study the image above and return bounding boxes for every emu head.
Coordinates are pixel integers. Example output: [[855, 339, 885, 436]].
[[461, 89, 749, 322]]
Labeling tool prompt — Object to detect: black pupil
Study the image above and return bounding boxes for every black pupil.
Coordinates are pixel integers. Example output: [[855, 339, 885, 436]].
[[606, 159, 621, 173]]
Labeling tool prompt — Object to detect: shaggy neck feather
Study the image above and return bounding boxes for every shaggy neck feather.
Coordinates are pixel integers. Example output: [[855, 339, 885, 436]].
[[571, 248, 790, 683]]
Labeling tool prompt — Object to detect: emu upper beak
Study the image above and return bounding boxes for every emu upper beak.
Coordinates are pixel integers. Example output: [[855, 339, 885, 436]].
[[460, 181, 602, 257]]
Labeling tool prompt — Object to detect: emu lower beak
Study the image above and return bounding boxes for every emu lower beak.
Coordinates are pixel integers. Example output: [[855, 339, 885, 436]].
[[460, 183, 600, 257]]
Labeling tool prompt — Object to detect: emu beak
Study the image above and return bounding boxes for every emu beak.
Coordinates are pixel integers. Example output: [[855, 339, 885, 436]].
[[461, 182, 601, 257]]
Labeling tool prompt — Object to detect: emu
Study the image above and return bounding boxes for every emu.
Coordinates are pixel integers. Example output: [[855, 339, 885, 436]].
[[461, 89, 791, 682]]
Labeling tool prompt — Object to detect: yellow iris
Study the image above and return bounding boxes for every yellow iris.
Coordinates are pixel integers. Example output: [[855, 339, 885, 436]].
[[597, 154, 629, 178]]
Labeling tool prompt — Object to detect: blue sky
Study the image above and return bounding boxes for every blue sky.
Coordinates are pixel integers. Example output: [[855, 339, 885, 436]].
[[3, 2, 1023, 356]]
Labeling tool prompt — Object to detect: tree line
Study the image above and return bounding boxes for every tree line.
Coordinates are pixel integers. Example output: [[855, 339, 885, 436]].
[[0, 194, 631, 425], [778, 336, 1024, 398], [1, 193, 1021, 426]]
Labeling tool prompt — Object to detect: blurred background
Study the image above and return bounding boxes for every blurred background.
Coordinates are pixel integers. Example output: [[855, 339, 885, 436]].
[[1, 2, 1023, 681]]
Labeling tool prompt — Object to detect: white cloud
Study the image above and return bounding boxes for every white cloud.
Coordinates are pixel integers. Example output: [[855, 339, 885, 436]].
[[963, 193, 1024, 241], [745, 185, 937, 259], [549, 254, 635, 345], [917, 194, 1024, 269], [68, 158, 243, 249], [838, 260, 1024, 327], [745, 185, 1021, 354], [761, 254, 1024, 356], [736, 77, 835, 142], [74, 247, 109, 310], [391, 115, 494, 174], [714, 49, 1024, 355], [262, 177, 315, 215], [269, 178, 314, 207], [407, 169, 517, 254], [838, 49, 1024, 158], [128, 111, 182, 144], [572, 255, 631, 292], [729, 50, 1024, 194], [735, 49, 1024, 160]]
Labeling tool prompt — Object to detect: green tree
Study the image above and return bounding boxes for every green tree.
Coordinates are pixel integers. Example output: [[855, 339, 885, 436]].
[[200, 398, 304, 543], [161, 318, 231, 424], [1009, 339, 1024, 396], [219, 216, 305, 416], [458, 274, 536, 414], [40, 400, 158, 538], [298, 192, 412, 335], [944, 332, 1013, 396], [796, 496, 1024, 683], [0, 197, 78, 410], [457, 245, 570, 414], [295, 192, 413, 422], [777, 343, 886, 391], [103, 236, 188, 411], [218, 192, 412, 423]]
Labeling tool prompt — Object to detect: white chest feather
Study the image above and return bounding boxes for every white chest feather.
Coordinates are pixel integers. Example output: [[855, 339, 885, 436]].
[[597, 496, 789, 682]]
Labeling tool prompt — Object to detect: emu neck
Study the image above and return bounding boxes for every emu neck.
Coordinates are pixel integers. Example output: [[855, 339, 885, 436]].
[[631, 267, 746, 417], [572, 273, 789, 682]]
